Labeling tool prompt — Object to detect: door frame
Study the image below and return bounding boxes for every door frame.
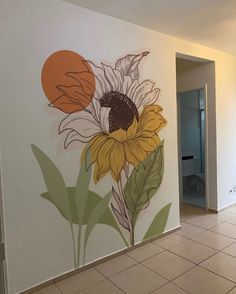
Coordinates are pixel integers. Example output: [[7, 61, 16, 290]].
[[0, 152, 7, 294], [177, 85, 209, 210]]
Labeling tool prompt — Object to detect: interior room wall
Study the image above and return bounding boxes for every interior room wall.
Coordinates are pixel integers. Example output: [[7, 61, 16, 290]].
[[1, 0, 236, 292]]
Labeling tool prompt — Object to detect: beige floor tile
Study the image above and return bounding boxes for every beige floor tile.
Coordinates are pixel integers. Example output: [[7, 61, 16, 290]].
[[191, 230, 235, 250], [185, 215, 221, 229], [78, 279, 123, 294], [227, 217, 236, 225], [201, 252, 236, 282], [205, 211, 235, 222], [228, 287, 236, 293], [169, 239, 216, 263], [211, 223, 236, 239], [33, 285, 61, 294], [225, 206, 236, 214], [180, 215, 192, 222], [152, 283, 187, 294], [153, 233, 187, 249], [127, 242, 164, 262], [175, 223, 205, 238], [56, 269, 104, 294], [95, 254, 137, 277], [222, 242, 236, 258], [173, 266, 234, 294], [142, 251, 194, 280], [110, 263, 167, 294], [180, 204, 205, 218]]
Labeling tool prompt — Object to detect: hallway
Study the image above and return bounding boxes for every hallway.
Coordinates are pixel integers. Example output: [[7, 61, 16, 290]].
[[32, 204, 236, 294]]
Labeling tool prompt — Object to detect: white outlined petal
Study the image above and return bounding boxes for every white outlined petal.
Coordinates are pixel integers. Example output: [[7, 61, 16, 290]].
[[85, 61, 111, 96], [59, 110, 102, 140], [137, 88, 160, 112], [102, 63, 123, 92], [66, 71, 103, 99], [100, 107, 111, 134], [132, 80, 155, 106], [127, 79, 139, 101], [122, 75, 132, 95], [64, 130, 91, 147], [86, 98, 101, 123]]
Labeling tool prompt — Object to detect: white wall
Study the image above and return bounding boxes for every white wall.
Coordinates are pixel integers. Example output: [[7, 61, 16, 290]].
[[1, 0, 236, 292]]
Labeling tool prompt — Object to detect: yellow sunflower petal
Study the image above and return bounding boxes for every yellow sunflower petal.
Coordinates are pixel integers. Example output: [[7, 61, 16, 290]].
[[137, 136, 158, 152], [86, 134, 108, 167], [152, 134, 161, 145], [137, 111, 167, 137], [93, 163, 109, 183], [128, 140, 147, 162], [124, 142, 139, 166], [127, 118, 138, 140], [142, 104, 163, 115], [109, 142, 125, 181], [109, 128, 127, 142], [152, 135, 161, 146], [97, 138, 116, 180]]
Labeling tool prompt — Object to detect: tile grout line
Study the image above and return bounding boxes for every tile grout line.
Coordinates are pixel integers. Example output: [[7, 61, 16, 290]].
[[177, 214, 236, 249], [134, 212, 236, 292], [92, 211, 236, 293], [124, 246, 199, 293], [33, 207, 236, 294], [198, 263, 236, 286], [54, 283, 63, 294], [174, 231, 235, 251], [226, 285, 236, 294], [93, 268, 127, 294], [177, 213, 236, 287]]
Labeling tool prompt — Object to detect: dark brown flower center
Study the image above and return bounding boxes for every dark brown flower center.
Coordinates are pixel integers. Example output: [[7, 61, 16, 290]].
[[100, 91, 139, 133]]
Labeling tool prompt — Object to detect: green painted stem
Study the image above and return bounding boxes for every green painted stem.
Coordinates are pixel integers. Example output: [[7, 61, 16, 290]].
[[69, 222, 77, 268], [116, 224, 129, 247], [117, 179, 132, 247], [130, 219, 135, 246], [77, 224, 82, 267]]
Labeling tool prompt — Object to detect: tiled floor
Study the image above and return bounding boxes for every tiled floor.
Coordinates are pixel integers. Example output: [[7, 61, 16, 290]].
[[34, 203, 236, 294]]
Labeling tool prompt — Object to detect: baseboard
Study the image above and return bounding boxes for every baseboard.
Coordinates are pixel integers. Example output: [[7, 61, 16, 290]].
[[210, 201, 236, 213], [207, 208, 218, 213], [19, 225, 181, 294]]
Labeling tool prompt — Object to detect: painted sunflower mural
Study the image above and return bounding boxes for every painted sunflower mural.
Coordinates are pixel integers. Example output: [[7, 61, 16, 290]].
[[32, 50, 171, 268]]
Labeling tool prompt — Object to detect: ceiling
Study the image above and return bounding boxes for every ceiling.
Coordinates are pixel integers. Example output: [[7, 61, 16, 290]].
[[65, 0, 236, 56]]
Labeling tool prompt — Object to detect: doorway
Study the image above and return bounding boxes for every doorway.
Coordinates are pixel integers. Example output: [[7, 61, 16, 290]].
[[178, 88, 206, 208], [176, 53, 217, 212]]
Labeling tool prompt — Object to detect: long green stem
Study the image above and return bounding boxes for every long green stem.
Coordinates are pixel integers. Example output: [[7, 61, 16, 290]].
[[130, 219, 135, 246], [117, 226, 129, 247], [117, 178, 134, 246], [69, 222, 77, 268], [77, 224, 82, 267]]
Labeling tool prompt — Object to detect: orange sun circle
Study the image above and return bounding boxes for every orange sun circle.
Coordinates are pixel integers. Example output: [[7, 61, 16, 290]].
[[41, 50, 95, 113]]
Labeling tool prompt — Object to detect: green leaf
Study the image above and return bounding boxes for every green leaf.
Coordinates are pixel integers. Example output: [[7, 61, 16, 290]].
[[75, 149, 91, 225], [31, 144, 71, 221], [84, 191, 112, 247], [41, 188, 127, 243], [143, 203, 171, 241], [124, 142, 164, 225]]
